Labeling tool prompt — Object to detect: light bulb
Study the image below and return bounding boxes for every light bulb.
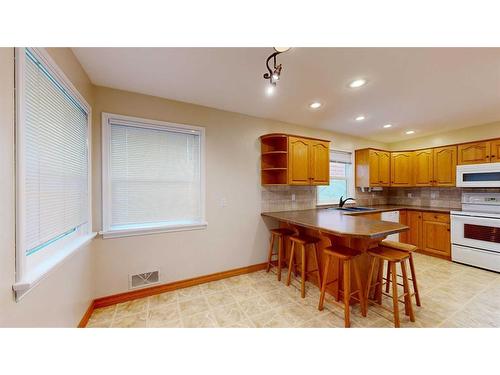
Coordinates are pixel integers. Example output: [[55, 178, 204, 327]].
[[266, 85, 275, 96]]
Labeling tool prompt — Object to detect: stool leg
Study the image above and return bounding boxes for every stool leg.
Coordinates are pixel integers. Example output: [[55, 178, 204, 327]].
[[401, 260, 415, 322], [343, 260, 351, 328], [277, 235, 283, 281], [318, 254, 331, 311], [385, 262, 391, 293], [312, 243, 322, 287], [365, 256, 377, 304], [353, 259, 367, 317], [390, 262, 400, 328], [408, 253, 421, 307], [300, 244, 306, 298], [336, 259, 342, 302], [286, 241, 296, 286], [376, 259, 384, 305], [266, 234, 275, 272]]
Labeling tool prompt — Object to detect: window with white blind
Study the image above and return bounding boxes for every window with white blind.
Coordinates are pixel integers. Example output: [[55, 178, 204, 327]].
[[14, 48, 93, 297], [101, 113, 206, 238], [317, 150, 354, 205]]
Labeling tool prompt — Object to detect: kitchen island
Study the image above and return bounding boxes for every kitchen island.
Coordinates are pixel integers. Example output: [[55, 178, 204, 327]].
[[261, 207, 409, 300]]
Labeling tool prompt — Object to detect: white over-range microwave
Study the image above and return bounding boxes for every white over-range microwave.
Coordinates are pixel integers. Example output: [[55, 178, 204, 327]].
[[456, 162, 500, 187]]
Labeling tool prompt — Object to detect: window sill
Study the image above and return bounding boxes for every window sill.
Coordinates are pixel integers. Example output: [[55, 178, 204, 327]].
[[12, 232, 97, 301], [101, 222, 208, 239]]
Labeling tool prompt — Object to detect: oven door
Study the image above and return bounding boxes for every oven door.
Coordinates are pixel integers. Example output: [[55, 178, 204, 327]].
[[456, 162, 500, 187], [451, 213, 500, 253]]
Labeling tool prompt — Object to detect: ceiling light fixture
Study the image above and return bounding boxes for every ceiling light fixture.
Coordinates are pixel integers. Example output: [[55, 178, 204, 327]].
[[263, 47, 291, 90], [355, 115, 366, 121], [349, 79, 367, 88], [266, 85, 275, 96], [309, 102, 322, 109], [405, 130, 415, 134], [383, 124, 392, 128]]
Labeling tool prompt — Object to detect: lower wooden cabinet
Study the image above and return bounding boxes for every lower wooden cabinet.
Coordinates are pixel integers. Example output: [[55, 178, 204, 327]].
[[399, 210, 451, 259]]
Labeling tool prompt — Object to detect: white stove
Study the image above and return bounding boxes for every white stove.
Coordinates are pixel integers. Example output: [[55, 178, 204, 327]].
[[451, 193, 500, 272]]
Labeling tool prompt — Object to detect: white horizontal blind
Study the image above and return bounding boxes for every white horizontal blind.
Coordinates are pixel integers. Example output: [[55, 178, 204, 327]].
[[109, 120, 202, 229], [330, 150, 352, 164], [23, 50, 89, 254]]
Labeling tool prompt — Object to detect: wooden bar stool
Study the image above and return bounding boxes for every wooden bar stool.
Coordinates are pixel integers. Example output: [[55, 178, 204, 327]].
[[366, 247, 415, 328], [286, 234, 322, 298], [266, 228, 295, 281], [318, 245, 367, 328], [381, 240, 421, 307]]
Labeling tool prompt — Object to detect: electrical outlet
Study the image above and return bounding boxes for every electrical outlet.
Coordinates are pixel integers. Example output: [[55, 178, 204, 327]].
[[407, 192, 412, 198], [291, 193, 296, 201], [431, 192, 437, 199], [220, 197, 227, 207]]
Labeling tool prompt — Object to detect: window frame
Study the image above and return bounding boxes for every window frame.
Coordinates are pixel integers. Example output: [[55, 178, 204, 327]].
[[316, 149, 356, 206], [101, 112, 207, 239], [14, 48, 94, 299]]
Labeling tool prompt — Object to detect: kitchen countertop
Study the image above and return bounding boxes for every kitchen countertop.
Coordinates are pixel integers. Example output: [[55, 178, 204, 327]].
[[261, 204, 453, 239], [342, 204, 453, 214], [261, 208, 408, 239]]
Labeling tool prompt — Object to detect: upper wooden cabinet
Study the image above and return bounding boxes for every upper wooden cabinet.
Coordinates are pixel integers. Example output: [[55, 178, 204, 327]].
[[458, 140, 500, 164], [458, 141, 491, 165], [390, 152, 412, 186], [309, 140, 330, 185], [260, 134, 330, 186], [491, 139, 500, 163], [413, 149, 433, 186], [288, 136, 311, 185], [355, 149, 390, 187], [433, 146, 457, 186], [355, 143, 459, 188]]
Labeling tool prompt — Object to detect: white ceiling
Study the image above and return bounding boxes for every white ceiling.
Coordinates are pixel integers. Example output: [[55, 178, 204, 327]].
[[72, 47, 500, 143]]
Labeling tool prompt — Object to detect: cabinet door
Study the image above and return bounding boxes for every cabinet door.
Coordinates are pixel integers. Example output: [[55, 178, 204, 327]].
[[490, 139, 500, 163], [457, 141, 491, 165], [433, 146, 457, 187], [422, 220, 451, 258], [310, 140, 330, 185], [288, 137, 310, 185], [399, 210, 408, 243], [368, 150, 381, 186], [379, 151, 391, 186], [405, 211, 422, 248], [390, 152, 412, 186], [413, 149, 433, 186]]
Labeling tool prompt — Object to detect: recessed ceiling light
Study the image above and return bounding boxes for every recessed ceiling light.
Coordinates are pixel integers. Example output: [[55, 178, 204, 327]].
[[355, 115, 366, 121], [349, 79, 367, 88], [309, 102, 322, 109], [405, 130, 415, 135], [383, 124, 392, 128]]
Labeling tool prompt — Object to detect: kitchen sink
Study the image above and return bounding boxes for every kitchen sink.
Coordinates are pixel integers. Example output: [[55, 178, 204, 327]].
[[328, 206, 377, 212]]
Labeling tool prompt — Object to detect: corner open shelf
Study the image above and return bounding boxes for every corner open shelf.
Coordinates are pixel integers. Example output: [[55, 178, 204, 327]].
[[260, 134, 288, 185]]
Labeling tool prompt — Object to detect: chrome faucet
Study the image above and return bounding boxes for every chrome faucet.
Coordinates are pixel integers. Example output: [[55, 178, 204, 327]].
[[339, 196, 356, 208]]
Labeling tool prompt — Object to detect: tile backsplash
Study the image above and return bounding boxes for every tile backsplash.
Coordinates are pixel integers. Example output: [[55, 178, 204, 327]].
[[261, 186, 317, 212], [261, 185, 500, 212]]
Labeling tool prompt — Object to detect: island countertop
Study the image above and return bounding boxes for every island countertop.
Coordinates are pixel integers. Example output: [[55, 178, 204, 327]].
[[261, 208, 408, 239]]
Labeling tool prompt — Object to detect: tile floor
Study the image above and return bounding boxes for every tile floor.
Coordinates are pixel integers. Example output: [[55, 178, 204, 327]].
[[86, 253, 500, 328]]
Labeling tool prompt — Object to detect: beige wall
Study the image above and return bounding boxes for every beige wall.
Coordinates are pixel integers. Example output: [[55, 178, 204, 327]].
[[388, 121, 500, 150], [0, 48, 95, 327], [90, 86, 387, 297]]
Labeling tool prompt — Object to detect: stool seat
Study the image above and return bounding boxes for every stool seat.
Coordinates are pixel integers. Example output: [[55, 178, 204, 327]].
[[289, 234, 321, 244], [324, 245, 360, 260], [380, 240, 421, 308], [368, 247, 410, 262], [270, 228, 295, 236], [380, 240, 417, 253]]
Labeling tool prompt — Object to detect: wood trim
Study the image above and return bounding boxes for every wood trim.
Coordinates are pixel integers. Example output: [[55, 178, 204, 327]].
[[77, 300, 95, 328], [92, 262, 268, 310], [416, 248, 451, 261], [260, 133, 331, 143], [359, 136, 500, 154]]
